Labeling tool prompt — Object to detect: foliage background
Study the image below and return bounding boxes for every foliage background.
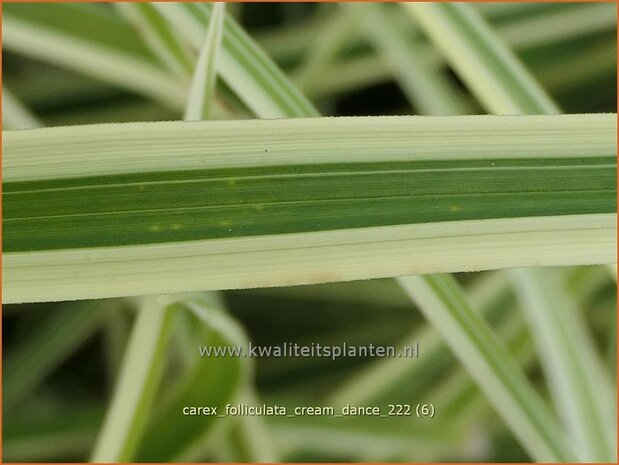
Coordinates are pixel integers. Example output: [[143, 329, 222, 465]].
[[2, 2, 617, 462]]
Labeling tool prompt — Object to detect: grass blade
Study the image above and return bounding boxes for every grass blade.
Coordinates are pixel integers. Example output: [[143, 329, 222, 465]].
[[175, 9, 272, 460], [136, 293, 249, 461], [3, 3, 615, 463], [3, 3, 186, 110], [152, 2, 319, 118], [351, 3, 467, 115], [510, 268, 616, 461], [398, 274, 576, 462], [184, 3, 225, 121], [497, 3, 617, 50], [113, 2, 193, 77], [407, 4, 616, 459], [404, 2, 559, 115], [3, 115, 616, 303], [90, 296, 175, 462], [426, 310, 535, 435], [273, 4, 616, 57], [328, 272, 510, 407]]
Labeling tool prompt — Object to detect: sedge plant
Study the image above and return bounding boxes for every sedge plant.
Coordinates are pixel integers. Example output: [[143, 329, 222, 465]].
[[2, 2, 616, 463]]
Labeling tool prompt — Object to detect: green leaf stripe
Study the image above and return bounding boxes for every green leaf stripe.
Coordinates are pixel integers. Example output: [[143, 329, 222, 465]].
[[4, 158, 615, 252]]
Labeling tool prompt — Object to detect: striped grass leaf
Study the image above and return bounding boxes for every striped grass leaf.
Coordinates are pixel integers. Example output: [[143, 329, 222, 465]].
[[95, 20, 251, 461], [404, 1, 560, 118], [510, 268, 616, 461], [349, 3, 468, 116], [346, 13, 530, 446], [286, 4, 615, 110], [91, 296, 176, 462], [327, 271, 511, 408], [398, 273, 577, 462], [403, 2, 560, 115], [408, 4, 615, 460], [3, 115, 616, 302], [152, 2, 318, 118], [302, 34, 614, 103], [2, 3, 187, 110], [184, 2, 226, 121], [175, 13, 270, 460], [113, 2, 194, 78], [427, 309, 535, 430], [258, 3, 615, 76], [3, 2, 616, 460], [3, 114, 616, 303], [432, 275, 617, 429], [329, 266, 608, 430], [135, 293, 249, 461], [496, 2, 617, 50]]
